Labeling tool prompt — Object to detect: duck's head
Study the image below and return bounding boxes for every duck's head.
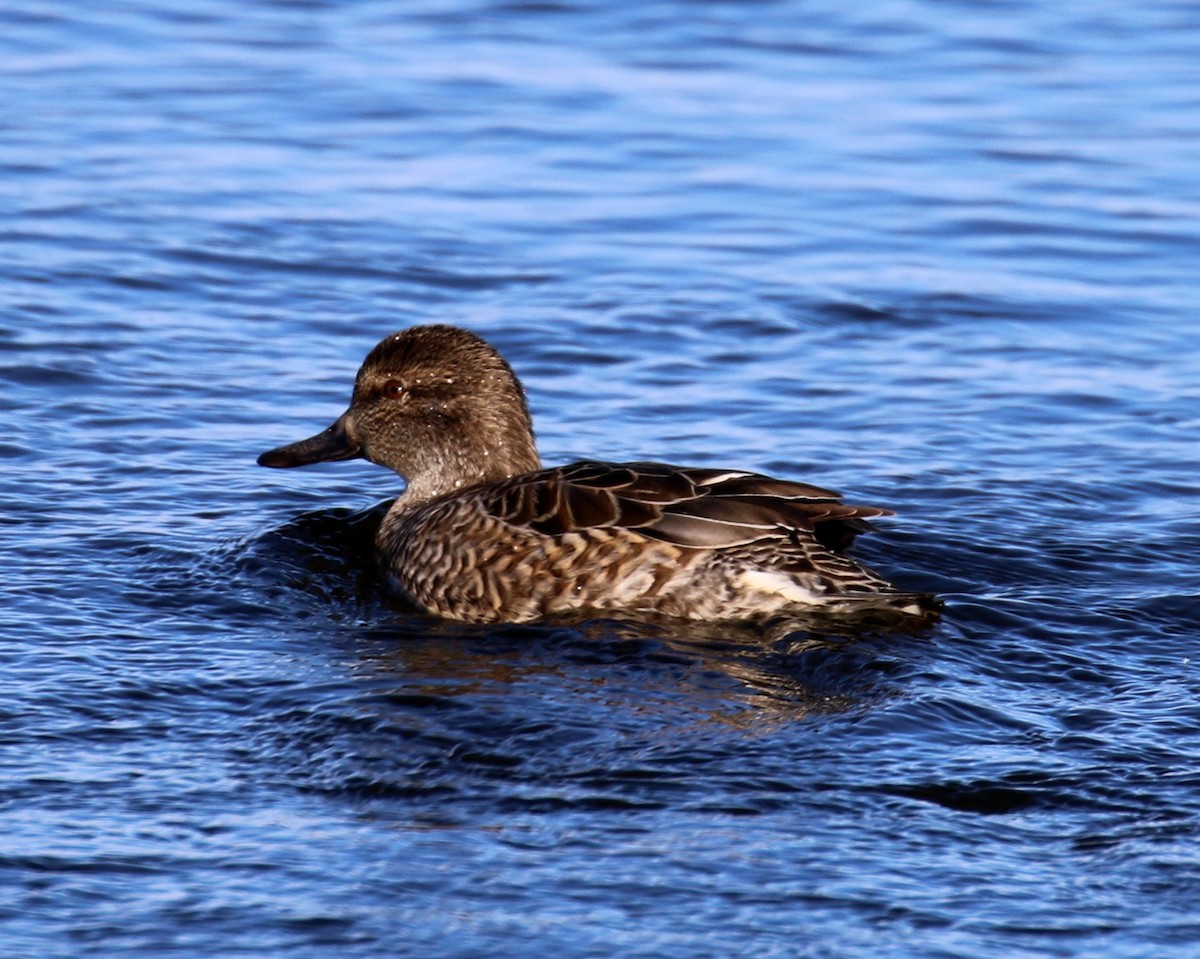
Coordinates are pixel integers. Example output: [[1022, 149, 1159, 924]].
[[257, 325, 541, 503]]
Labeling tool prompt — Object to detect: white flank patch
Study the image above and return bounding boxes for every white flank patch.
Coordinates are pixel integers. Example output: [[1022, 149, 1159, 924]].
[[738, 570, 823, 605]]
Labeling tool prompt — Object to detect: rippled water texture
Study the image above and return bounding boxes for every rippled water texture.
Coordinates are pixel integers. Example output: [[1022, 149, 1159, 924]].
[[4, 1, 1200, 956]]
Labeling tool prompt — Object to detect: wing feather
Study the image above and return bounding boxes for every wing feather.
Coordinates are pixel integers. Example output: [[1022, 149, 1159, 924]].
[[482, 461, 890, 552]]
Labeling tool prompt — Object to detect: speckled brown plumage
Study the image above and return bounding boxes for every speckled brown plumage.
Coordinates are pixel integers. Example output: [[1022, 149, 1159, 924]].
[[259, 325, 936, 625]]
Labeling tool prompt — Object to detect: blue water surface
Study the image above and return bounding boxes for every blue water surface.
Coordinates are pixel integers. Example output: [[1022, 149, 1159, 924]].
[[3, 1, 1200, 956]]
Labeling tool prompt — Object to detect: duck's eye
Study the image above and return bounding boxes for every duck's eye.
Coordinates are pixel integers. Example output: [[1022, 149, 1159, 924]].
[[383, 380, 407, 398]]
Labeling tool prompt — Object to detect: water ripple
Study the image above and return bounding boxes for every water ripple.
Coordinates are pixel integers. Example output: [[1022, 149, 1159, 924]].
[[4, 0, 1200, 956]]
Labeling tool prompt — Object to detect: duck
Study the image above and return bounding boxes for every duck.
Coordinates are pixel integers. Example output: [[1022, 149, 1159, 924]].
[[257, 325, 936, 626]]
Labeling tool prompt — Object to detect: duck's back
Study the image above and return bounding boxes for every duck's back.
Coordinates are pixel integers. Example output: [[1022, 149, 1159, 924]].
[[376, 461, 922, 624]]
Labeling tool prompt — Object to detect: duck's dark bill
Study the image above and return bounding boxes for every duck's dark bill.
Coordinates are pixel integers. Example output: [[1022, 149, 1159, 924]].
[[257, 416, 362, 468]]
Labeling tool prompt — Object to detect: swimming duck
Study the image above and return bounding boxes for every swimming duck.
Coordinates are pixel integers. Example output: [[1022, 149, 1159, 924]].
[[258, 325, 935, 625]]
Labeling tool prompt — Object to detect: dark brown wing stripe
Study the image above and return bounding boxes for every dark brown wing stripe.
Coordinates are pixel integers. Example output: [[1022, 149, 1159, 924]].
[[640, 510, 771, 548]]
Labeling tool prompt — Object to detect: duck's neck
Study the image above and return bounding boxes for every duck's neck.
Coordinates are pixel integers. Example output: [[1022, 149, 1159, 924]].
[[394, 433, 541, 509]]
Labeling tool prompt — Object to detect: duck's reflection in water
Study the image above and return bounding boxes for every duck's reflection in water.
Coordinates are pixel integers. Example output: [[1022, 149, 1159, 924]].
[[347, 608, 934, 726]]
